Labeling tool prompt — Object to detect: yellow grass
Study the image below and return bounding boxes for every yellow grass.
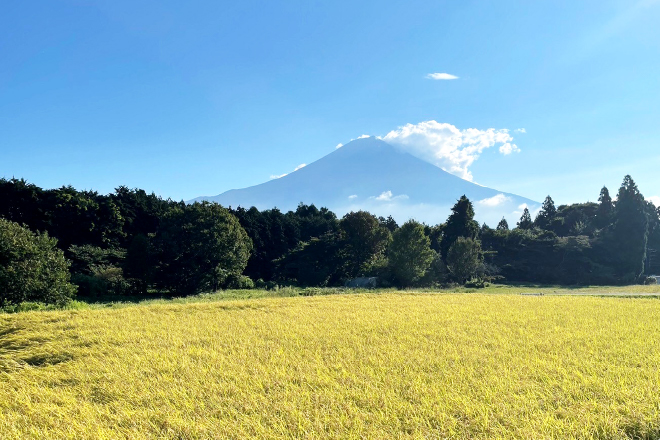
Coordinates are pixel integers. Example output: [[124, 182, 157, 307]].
[[2, 293, 660, 439]]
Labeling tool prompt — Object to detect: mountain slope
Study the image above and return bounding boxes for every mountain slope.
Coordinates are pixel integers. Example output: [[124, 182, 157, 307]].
[[191, 138, 538, 225]]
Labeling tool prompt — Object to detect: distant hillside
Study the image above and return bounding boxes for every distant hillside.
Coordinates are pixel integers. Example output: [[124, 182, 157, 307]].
[[191, 137, 539, 225]]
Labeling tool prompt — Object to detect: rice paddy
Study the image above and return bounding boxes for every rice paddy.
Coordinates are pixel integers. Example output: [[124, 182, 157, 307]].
[[2, 291, 660, 439]]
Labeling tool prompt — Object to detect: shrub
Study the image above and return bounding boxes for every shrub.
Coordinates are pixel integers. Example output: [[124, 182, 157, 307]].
[[0, 218, 77, 306], [225, 274, 255, 290]]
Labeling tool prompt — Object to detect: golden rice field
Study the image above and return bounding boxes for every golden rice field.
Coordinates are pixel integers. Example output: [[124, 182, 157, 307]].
[[2, 292, 660, 439]]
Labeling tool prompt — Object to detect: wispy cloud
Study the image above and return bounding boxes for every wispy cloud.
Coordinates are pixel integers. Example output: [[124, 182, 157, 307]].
[[426, 73, 459, 80], [270, 163, 307, 180], [513, 203, 528, 216], [348, 194, 358, 200], [382, 121, 521, 181], [514, 128, 526, 133], [477, 193, 511, 207], [370, 191, 409, 202], [357, 134, 370, 139]]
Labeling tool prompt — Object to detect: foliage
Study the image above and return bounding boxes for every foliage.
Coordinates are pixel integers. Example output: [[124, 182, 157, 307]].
[[2, 175, 660, 292], [595, 186, 613, 228], [440, 195, 479, 260], [275, 234, 342, 287], [496, 217, 509, 231], [339, 211, 391, 278], [534, 195, 557, 230], [387, 220, 435, 287], [123, 234, 152, 295], [0, 218, 76, 306], [67, 244, 130, 298], [608, 175, 649, 282], [446, 237, 484, 283], [378, 215, 399, 233], [153, 202, 252, 295], [516, 207, 533, 230]]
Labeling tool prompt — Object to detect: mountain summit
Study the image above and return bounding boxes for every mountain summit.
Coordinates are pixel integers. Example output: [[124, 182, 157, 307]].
[[191, 137, 538, 225]]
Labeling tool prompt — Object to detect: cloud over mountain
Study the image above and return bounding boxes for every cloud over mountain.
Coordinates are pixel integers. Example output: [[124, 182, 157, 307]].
[[477, 193, 511, 207], [382, 121, 520, 181]]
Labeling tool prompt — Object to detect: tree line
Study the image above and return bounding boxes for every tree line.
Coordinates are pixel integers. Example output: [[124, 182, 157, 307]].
[[1, 175, 658, 307]]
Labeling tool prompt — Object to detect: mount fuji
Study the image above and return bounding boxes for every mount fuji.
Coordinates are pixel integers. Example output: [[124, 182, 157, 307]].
[[190, 137, 539, 226]]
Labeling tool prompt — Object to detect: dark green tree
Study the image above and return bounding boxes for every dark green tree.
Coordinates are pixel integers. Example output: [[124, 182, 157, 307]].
[[517, 207, 533, 230], [110, 186, 177, 246], [378, 215, 399, 233], [124, 234, 152, 294], [595, 186, 614, 229], [153, 202, 252, 295], [440, 195, 479, 260], [446, 237, 483, 284], [534, 196, 557, 230], [276, 233, 342, 286], [232, 206, 301, 282], [0, 218, 77, 306], [609, 175, 649, 281], [423, 224, 444, 253], [291, 203, 340, 242], [496, 218, 509, 231], [339, 211, 391, 279], [387, 220, 436, 287]]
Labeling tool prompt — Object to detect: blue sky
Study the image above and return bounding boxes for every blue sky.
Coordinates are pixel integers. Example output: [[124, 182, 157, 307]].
[[2, 0, 659, 207]]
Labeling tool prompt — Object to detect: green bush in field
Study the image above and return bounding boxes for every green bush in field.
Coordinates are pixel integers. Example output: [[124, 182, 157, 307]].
[[0, 218, 77, 306]]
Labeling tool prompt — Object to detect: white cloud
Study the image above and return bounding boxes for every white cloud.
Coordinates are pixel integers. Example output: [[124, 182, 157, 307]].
[[426, 73, 459, 80], [382, 121, 520, 181], [375, 191, 394, 201], [335, 143, 344, 149], [348, 194, 358, 200], [371, 190, 409, 202], [270, 163, 306, 180], [513, 203, 528, 216], [499, 143, 521, 155], [514, 128, 527, 133], [477, 193, 511, 207], [648, 196, 660, 207], [357, 134, 370, 139]]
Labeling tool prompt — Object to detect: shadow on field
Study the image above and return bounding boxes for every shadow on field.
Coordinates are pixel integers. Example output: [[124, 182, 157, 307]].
[[76, 291, 179, 305], [0, 325, 24, 352], [0, 325, 74, 371], [621, 421, 660, 440]]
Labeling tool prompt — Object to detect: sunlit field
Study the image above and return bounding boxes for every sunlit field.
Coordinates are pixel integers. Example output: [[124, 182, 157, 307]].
[[2, 292, 660, 439]]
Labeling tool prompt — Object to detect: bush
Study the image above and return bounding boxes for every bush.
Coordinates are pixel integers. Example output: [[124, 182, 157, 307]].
[[225, 274, 255, 290], [643, 276, 658, 285], [0, 218, 77, 306], [72, 266, 133, 298]]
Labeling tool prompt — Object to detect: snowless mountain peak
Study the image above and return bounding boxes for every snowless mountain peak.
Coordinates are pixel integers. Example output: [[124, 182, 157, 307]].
[[190, 138, 538, 226]]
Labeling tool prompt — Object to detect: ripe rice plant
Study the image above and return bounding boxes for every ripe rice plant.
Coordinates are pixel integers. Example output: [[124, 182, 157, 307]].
[[1, 293, 660, 439]]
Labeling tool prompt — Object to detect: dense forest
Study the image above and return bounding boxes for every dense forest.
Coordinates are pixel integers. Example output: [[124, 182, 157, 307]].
[[1, 175, 659, 307]]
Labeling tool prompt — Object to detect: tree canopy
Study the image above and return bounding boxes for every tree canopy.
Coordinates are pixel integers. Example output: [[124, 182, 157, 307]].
[[388, 220, 435, 287], [0, 218, 77, 306]]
